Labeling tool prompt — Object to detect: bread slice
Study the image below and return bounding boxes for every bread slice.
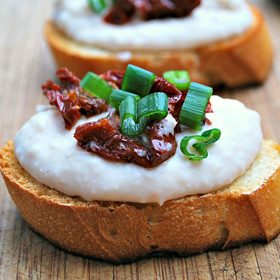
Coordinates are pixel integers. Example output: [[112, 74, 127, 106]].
[[1, 140, 280, 263], [45, 5, 272, 88]]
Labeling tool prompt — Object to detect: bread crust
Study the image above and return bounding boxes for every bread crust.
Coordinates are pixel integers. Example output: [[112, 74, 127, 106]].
[[45, 6, 272, 87], [1, 141, 280, 263]]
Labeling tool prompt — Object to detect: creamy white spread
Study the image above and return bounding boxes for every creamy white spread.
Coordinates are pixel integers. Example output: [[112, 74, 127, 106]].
[[15, 96, 262, 204], [53, 0, 253, 51]]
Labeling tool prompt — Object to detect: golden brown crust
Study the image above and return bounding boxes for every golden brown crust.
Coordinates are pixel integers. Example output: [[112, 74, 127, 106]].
[[1, 141, 280, 263], [45, 6, 273, 87]]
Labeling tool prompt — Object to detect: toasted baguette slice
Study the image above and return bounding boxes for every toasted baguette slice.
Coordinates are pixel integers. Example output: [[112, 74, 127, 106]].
[[1, 140, 280, 263], [45, 5, 272, 87]]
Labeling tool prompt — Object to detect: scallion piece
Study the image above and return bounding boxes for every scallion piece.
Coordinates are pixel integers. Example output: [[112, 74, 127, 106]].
[[163, 70, 191, 91], [88, 0, 107, 13], [137, 92, 168, 120], [119, 95, 138, 123], [80, 72, 112, 102], [109, 89, 140, 109], [179, 82, 213, 130], [121, 116, 148, 137], [119, 96, 147, 136], [180, 128, 221, 161], [119, 93, 168, 137], [121, 64, 156, 97]]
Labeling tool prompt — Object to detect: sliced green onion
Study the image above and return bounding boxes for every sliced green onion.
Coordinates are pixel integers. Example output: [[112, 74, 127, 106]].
[[121, 116, 148, 137], [80, 72, 112, 102], [137, 92, 168, 120], [109, 89, 140, 109], [119, 96, 147, 136], [163, 70, 191, 91], [119, 93, 168, 137], [180, 128, 221, 161], [179, 82, 213, 130], [121, 64, 156, 97], [198, 129, 221, 146], [119, 95, 138, 123], [88, 0, 107, 13], [181, 135, 208, 160]]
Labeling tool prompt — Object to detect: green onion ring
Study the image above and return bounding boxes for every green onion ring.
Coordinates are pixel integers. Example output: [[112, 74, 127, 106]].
[[80, 72, 112, 102], [119, 93, 168, 136], [88, 0, 107, 13], [163, 70, 191, 91], [121, 64, 156, 97], [109, 89, 140, 109], [179, 82, 213, 130], [180, 128, 221, 161]]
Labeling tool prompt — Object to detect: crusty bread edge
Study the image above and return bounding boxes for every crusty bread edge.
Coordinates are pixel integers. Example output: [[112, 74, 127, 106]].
[[1, 141, 280, 263], [45, 5, 273, 87]]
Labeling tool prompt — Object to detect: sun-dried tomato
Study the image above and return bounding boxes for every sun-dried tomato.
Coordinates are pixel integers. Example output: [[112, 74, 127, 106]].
[[100, 70, 124, 89], [42, 68, 108, 130], [74, 114, 176, 168], [104, 0, 201, 25], [134, 0, 201, 20], [104, 0, 135, 25], [206, 102, 213, 114], [56, 68, 80, 86]]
